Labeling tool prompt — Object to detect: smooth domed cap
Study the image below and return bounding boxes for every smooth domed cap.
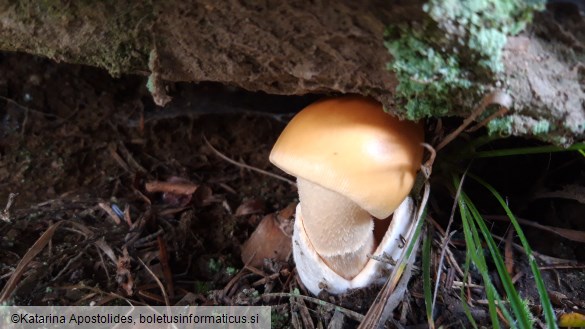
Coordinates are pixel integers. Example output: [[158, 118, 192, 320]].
[[269, 96, 424, 219]]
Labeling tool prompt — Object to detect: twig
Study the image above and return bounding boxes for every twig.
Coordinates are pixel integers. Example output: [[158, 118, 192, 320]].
[[132, 228, 164, 249], [1, 193, 19, 222], [202, 134, 296, 186], [539, 264, 585, 270], [357, 143, 435, 328], [534, 187, 585, 205], [157, 235, 175, 298], [145, 181, 198, 195], [490, 234, 584, 267], [116, 142, 147, 173], [505, 227, 515, 276], [0, 95, 64, 120], [138, 257, 170, 306], [108, 144, 132, 174], [359, 179, 430, 328], [466, 107, 509, 133], [263, 292, 365, 322], [432, 169, 468, 317], [55, 283, 142, 306], [94, 244, 111, 282], [94, 239, 118, 264], [51, 245, 90, 282], [98, 202, 122, 225], [435, 90, 512, 151], [484, 214, 585, 243], [452, 281, 484, 289], [421, 143, 437, 178], [0, 221, 93, 302]]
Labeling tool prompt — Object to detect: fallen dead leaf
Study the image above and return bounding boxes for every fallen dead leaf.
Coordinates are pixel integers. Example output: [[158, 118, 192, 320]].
[[241, 210, 293, 268], [235, 199, 265, 217]]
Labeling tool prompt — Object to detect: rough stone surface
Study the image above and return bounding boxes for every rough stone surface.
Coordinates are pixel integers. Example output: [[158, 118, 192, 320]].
[[0, 1, 583, 143], [153, 1, 398, 103], [495, 10, 585, 144]]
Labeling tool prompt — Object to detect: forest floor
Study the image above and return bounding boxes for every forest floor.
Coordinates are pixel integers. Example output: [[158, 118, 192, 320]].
[[0, 52, 583, 328]]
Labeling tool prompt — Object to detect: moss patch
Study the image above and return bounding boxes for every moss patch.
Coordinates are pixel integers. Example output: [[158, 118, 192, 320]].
[[386, 0, 545, 120]]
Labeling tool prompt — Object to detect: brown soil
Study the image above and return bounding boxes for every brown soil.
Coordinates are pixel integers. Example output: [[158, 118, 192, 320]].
[[0, 52, 584, 328]]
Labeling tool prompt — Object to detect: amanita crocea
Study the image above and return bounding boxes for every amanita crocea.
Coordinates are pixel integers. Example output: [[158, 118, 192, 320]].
[[269, 96, 424, 294]]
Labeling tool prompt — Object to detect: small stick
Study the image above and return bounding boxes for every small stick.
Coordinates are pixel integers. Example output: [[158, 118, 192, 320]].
[[98, 202, 122, 225], [145, 181, 198, 195], [432, 169, 468, 316], [263, 292, 365, 322], [505, 227, 515, 276], [1, 193, 18, 222], [466, 107, 509, 133], [138, 257, 170, 306], [436, 90, 512, 151], [203, 135, 296, 186], [157, 235, 175, 298], [0, 95, 64, 120]]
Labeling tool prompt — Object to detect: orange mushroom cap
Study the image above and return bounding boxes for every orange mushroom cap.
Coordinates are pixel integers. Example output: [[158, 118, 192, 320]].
[[270, 96, 424, 219]]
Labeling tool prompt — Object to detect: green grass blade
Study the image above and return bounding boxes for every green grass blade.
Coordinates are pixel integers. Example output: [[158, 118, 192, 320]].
[[474, 143, 585, 158], [404, 188, 429, 259], [390, 181, 430, 287], [422, 226, 434, 328], [468, 174, 558, 329], [463, 192, 534, 329], [468, 206, 516, 326], [457, 189, 503, 328]]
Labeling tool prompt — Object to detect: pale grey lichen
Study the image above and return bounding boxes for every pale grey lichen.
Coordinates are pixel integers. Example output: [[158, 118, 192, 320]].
[[386, 0, 545, 120]]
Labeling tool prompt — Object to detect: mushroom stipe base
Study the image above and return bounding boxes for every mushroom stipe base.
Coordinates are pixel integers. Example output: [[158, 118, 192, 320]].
[[292, 196, 416, 295]]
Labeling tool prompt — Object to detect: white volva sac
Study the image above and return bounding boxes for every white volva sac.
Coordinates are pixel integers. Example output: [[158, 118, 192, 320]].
[[292, 197, 416, 295]]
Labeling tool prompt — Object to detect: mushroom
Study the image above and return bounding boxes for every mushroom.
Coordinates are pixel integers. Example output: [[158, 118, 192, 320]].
[[269, 96, 424, 294]]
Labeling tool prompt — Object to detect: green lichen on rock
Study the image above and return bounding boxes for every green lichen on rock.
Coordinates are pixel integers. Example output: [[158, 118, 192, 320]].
[[530, 119, 552, 135], [385, 27, 475, 119], [487, 116, 514, 136], [489, 115, 555, 137], [486, 114, 577, 148], [385, 0, 545, 120]]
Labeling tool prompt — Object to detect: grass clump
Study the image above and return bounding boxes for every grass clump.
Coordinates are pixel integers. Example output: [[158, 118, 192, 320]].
[[419, 139, 585, 328]]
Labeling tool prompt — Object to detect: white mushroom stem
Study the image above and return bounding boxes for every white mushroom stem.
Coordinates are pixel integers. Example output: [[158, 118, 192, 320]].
[[297, 178, 374, 279]]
